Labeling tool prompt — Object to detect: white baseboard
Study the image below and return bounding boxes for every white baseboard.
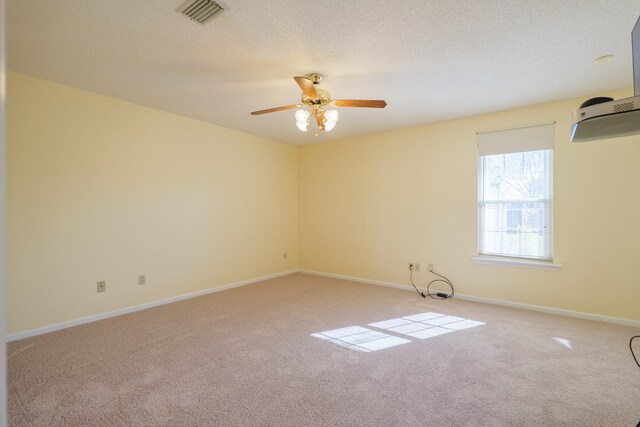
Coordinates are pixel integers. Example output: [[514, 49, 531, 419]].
[[7, 269, 298, 342], [9, 268, 639, 342], [299, 269, 640, 328]]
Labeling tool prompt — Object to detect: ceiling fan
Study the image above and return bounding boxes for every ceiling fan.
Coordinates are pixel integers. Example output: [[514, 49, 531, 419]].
[[250, 73, 387, 132]]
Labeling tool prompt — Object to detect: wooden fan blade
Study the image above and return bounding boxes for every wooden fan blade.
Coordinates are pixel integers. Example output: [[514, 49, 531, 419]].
[[294, 76, 318, 99], [251, 105, 300, 115], [332, 99, 387, 108]]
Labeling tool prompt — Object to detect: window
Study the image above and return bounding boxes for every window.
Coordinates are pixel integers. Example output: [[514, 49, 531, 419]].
[[477, 124, 554, 261]]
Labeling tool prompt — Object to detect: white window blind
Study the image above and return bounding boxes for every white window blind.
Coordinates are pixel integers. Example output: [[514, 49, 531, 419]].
[[477, 123, 554, 261], [477, 123, 554, 156]]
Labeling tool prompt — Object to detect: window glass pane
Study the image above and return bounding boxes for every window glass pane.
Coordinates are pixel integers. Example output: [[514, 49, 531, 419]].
[[479, 149, 552, 260], [482, 151, 547, 201]]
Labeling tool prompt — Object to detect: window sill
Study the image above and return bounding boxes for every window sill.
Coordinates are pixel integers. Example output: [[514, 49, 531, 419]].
[[471, 256, 562, 271]]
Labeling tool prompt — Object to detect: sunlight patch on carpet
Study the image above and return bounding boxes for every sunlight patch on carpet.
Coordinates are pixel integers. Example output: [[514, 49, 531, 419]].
[[311, 326, 411, 352], [312, 312, 484, 352], [369, 312, 484, 339], [553, 337, 573, 349]]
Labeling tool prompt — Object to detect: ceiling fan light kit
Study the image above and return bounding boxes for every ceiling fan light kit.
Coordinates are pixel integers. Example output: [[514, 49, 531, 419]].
[[295, 109, 311, 132], [323, 109, 339, 131], [251, 73, 387, 134]]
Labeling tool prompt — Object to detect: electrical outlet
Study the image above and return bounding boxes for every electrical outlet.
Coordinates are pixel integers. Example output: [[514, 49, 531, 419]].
[[283, 252, 287, 260], [409, 263, 420, 272], [138, 274, 146, 285], [97, 281, 106, 293], [428, 264, 434, 272]]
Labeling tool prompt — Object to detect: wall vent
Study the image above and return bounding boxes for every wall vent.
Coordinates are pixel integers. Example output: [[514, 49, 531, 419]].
[[177, 0, 223, 24]]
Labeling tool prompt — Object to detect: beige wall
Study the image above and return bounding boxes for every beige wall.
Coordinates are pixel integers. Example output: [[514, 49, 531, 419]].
[[299, 91, 640, 321], [8, 71, 640, 336], [7, 72, 298, 334]]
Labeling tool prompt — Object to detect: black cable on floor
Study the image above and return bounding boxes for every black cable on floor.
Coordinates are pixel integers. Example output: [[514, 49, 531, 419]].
[[631, 335, 640, 369], [409, 268, 426, 298], [409, 267, 455, 300]]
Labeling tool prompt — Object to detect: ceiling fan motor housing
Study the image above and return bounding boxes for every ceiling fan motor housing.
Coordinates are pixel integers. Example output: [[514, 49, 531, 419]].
[[302, 88, 331, 106]]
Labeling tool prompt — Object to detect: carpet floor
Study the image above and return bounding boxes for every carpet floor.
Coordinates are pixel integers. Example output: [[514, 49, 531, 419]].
[[7, 273, 640, 426]]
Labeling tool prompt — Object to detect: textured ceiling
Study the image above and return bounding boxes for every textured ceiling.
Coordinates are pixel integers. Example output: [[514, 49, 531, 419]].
[[7, 0, 640, 144]]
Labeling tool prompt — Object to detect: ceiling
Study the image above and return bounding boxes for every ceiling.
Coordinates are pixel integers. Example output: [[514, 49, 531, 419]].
[[7, 0, 640, 145]]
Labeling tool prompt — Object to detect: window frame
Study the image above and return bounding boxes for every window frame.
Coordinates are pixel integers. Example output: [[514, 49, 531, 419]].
[[477, 148, 554, 262]]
